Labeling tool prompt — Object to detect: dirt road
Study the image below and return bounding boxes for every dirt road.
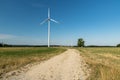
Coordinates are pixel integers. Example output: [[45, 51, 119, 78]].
[[2, 49, 90, 80]]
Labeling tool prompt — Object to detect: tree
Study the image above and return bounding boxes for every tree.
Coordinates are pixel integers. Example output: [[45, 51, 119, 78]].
[[117, 44, 120, 47], [77, 38, 85, 47], [0, 43, 4, 47], [0, 43, 3, 47], [0, 43, 9, 47]]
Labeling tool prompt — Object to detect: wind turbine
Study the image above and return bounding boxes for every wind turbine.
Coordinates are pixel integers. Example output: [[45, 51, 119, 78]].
[[40, 8, 59, 47]]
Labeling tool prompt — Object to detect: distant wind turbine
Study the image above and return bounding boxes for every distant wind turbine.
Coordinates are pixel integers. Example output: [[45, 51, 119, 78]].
[[40, 8, 59, 47]]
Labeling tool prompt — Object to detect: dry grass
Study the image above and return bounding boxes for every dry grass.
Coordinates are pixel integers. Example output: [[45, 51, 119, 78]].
[[77, 47, 120, 80], [0, 47, 66, 77]]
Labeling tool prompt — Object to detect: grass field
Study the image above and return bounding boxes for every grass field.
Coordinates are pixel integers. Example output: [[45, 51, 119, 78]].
[[0, 47, 66, 77], [78, 47, 120, 80]]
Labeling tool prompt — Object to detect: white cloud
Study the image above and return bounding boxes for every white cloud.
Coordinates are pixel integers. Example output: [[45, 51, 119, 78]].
[[0, 34, 16, 39]]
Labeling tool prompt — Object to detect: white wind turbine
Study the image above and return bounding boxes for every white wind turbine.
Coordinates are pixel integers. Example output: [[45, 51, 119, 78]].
[[40, 8, 59, 47]]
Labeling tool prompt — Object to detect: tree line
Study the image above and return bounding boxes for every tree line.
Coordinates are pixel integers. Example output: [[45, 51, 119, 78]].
[[0, 43, 11, 47], [77, 38, 120, 47], [0, 39, 120, 47]]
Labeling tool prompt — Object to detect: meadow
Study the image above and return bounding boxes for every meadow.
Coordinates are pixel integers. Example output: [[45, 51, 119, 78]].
[[78, 47, 120, 80], [1, 47, 120, 80], [0, 47, 66, 77]]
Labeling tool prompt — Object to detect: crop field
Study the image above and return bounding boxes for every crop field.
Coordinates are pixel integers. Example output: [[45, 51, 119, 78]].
[[78, 47, 120, 80], [0, 47, 66, 77]]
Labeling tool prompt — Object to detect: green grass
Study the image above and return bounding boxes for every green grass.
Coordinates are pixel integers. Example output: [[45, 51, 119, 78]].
[[77, 47, 120, 80], [0, 47, 66, 77]]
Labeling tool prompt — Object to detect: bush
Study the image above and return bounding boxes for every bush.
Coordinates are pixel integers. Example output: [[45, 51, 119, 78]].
[[117, 44, 120, 47], [0, 43, 3, 47]]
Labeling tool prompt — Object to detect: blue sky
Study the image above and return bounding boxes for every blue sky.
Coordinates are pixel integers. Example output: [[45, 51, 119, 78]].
[[0, 0, 120, 46]]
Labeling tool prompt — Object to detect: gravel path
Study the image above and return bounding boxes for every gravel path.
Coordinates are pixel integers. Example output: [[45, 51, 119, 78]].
[[2, 49, 90, 80]]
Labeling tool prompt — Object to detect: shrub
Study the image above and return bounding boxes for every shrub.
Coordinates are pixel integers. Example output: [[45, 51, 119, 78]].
[[117, 44, 120, 47]]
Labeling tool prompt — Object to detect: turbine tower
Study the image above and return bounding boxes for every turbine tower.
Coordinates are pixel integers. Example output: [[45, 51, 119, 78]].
[[40, 8, 59, 47]]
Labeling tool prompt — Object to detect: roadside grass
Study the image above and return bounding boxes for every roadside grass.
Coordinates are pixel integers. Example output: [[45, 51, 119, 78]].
[[78, 47, 120, 80], [0, 47, 66, 77]]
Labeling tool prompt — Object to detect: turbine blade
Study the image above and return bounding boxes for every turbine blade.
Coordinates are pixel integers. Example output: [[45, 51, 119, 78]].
[[48, 8, 50, 18], [50, 19, 59, 23], [40, 19, 48, 25]]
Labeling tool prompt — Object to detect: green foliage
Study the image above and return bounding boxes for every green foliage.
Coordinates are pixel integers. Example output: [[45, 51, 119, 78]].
[[117, 44, 120, 47], [77, 38, 85, 47], [0, 43, 2, 47], [0, 43, 4, 47], [0, 43, 11, 47]]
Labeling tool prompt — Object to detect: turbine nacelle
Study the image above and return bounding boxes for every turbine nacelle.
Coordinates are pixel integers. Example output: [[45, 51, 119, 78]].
[[40, 18, 59, 25]]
